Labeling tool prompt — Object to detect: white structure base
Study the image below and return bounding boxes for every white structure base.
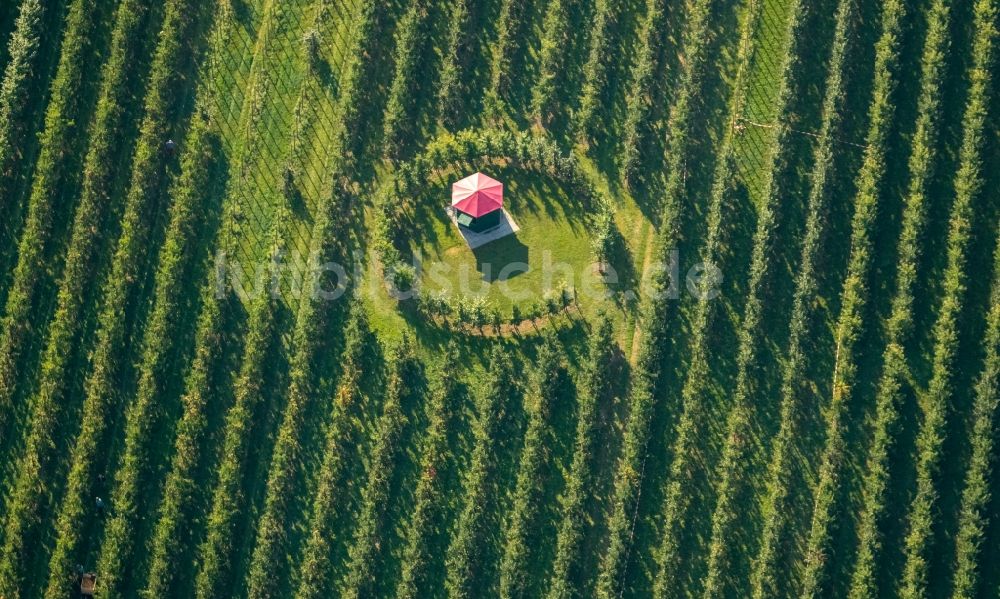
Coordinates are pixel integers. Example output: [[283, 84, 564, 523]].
[[446, 207, 520, 249]]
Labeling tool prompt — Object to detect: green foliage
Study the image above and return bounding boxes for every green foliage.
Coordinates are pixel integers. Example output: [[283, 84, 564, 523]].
[[437, 0, 472, 129], [700, 0, 805, 594], [531, 0, 570, 125], [589, 202, 617, 267], [328, 0, 386, 173], [192, 1, 347, 593], [193, 250, 282, 599], [0, 0, 45, 179], [132, 114, 226, 598], [194, 131, 290, 599], [142, 287, 225, 598], [445, 347, 516, 598], [574, 0, 618, 143], [245, 0, 383, 591], [0, 0, 996, 596], [240, 0, 385, 597], [546, 314, 615, 599], [750, 0, 854, 594], [396, 349, 461, 599], [243, 92, 358, 599], [0, 0, 154, 590], [846, 0, 954, 595], [619, 0, 666, 185], [382, 0, 428, 160], [294, 301, 376, 599], [650, 3, 761, 593], [486, 0, 528, 116], [341, 343, 416, 599], [898, 1, 995, 594], [800, 1, 908, 595], [415, 288, 576, 334], [46, 96, 216, 599], [303, 28, 320, 73], [0, 0, 112, 443], [78, 4, 217, 594], [499, 333, 564, 598], [595, 0, 715, 593], [0, 0, 51, 281], [952, 235, 1000, 599]]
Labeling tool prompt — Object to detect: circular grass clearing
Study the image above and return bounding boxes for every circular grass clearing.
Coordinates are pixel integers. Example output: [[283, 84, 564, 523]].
[[406, 164, 606, 318], [371, 128, 624, 333]]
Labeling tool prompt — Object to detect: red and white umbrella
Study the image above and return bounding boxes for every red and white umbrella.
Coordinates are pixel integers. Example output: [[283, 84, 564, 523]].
[[451, 172, 504, 217]]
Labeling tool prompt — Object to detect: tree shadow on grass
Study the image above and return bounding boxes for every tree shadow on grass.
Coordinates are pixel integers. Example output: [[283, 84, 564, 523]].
[[472, 234, 530, 282], [575, 339, 631, 596], [311, 53, 338, 101], [602, 226, 639, 310], [230, 0, 254, 28]]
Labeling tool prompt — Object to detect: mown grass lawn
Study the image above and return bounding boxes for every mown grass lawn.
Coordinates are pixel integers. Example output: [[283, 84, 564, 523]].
[[406, 165, 605, 317]]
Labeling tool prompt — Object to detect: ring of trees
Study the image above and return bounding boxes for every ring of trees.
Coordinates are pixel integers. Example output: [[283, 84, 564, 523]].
[[371, 128, 617, 335]]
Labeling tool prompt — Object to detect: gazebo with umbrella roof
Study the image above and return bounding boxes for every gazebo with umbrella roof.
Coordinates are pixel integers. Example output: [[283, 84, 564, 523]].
[[451, 172, 504, 232]]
